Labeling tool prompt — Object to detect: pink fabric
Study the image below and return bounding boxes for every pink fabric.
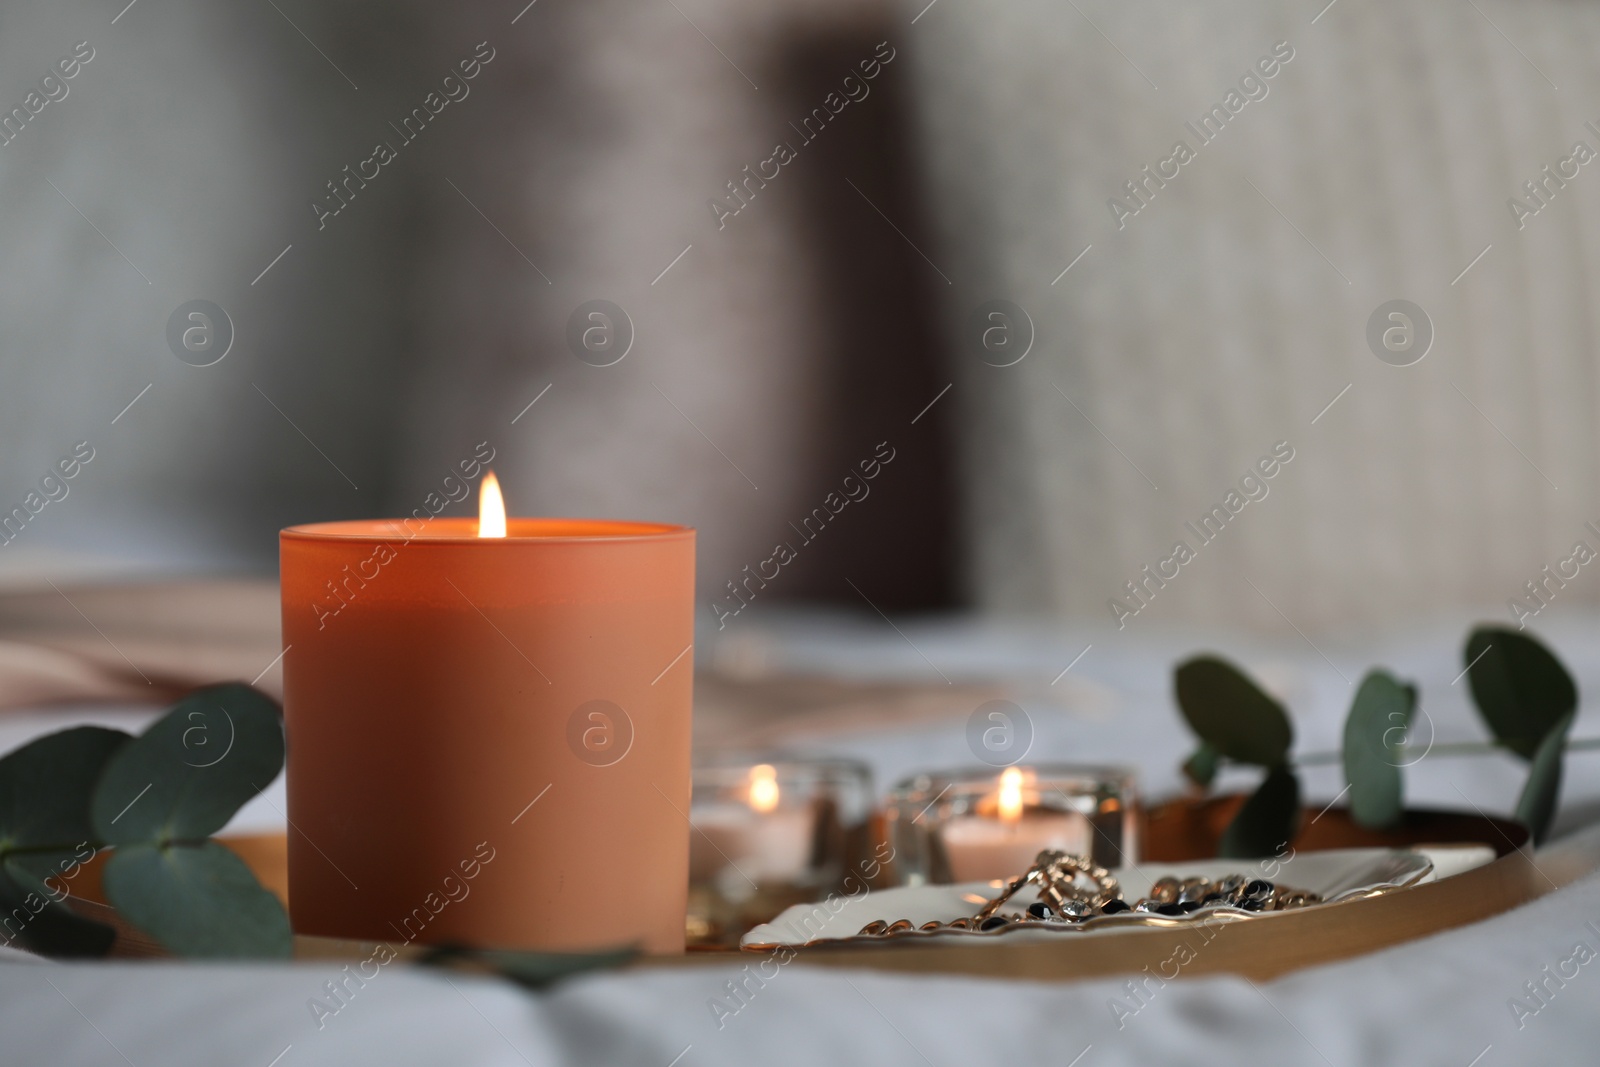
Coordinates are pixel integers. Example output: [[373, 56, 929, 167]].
[[0, 580, 283, 710]]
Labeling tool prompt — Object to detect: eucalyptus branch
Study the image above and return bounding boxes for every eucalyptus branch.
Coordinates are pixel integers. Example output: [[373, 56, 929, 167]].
[[1287, 735, 1600, 767], [0, 688, 292, 958], [1176, 625, 1583, 851]]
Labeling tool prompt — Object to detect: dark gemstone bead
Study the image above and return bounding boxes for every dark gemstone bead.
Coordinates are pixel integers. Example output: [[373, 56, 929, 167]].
[[1101, 899, 1131, 914], [1028, 902, 1052, 919], [1155, 903, 1186, 916], [980, 916, 1009, 931], [1241, 899, 1264, 912], [1177, 900, 1202, 913], [1245, 879, 1273, 897], [1202, 892, 1223, 903]]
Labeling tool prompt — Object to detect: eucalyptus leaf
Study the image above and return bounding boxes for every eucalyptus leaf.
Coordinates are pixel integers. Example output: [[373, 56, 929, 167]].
[[0, 864, 115, 958], [4, 850, 70, 884], [1464, 628, 1577, 760], [0, 726, 127, 958], [91, 684, 284, 846], [1182, 743, 1220, 789], [1218, 765, 1301, 859], [4, 845, 100, 906], [1342, 671, 1415, 829], [0, 726, 129, 853], [1515, 712, 1574, 846], [102, 841, 291, 958], [1175, 656, 1293, 767], [418, 944, 637, 990]]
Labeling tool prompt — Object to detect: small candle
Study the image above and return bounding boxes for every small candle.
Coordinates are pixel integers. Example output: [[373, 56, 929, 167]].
[[940, 768, 1091, 882], [689, 766, 812, 887], [280, 472, 694, 952]]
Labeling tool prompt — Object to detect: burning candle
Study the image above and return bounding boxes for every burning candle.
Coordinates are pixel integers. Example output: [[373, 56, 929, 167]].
[[887, 764, 1140, 885], [748, 763, 780, 814], [938, 768, 1093, 883], [689, 764, 812, 886], [684, 757, 873, 946], [280, 470, 694, 952]]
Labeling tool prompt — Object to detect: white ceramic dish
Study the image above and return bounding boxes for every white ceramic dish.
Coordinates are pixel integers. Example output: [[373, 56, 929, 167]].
[[741, 845, 1494, 949]]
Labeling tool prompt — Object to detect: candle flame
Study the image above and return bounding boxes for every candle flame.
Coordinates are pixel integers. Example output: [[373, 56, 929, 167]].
[[478, 470, 507, 538], [748, 764, 780, 813], [997, 766, 1024, 825]]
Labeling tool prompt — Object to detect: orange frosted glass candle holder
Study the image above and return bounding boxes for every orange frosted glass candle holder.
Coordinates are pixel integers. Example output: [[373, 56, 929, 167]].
[[279, 517, 695, 953]]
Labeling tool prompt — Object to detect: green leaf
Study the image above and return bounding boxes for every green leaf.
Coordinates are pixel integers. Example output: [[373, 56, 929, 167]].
[[1342, 670, 1415, 829], [1182, 743, 1220, 789], [91, 684, 284, 845], [1218, 765, 1301, 859], [0, 726, 129, 853], [102, 841, 291, 958], [1174, 656, 1294, 767], [1515, 712, 1574, 846], [418, 943, 637, 990], [1464, 627, 1577, 760], [0, 726, 125, 959], [0, 862, 115, 957]]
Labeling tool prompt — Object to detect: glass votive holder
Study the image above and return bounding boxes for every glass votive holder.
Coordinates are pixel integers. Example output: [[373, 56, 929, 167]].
[[687, 756, 874, 946], [884, 764, 1139, 886]]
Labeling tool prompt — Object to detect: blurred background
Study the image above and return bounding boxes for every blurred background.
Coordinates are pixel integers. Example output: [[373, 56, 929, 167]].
[[7, 0, 1600, 639], [4, 0, 1600, 636], [0, 0, 962, 619]]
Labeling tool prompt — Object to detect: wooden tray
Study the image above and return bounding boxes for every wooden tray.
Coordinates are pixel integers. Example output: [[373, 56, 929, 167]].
[[63, 803, 1600, 984], [662, 801, 1583, 983]]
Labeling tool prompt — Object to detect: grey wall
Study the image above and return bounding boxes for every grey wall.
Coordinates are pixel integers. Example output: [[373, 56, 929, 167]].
[[905, 0, 1600, 633], [0, 0, 960, 614]]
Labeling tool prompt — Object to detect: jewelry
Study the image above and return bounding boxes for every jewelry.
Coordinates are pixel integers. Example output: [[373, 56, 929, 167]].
[[973, 850, 1118, 925], [856, 850, 1323, 938]]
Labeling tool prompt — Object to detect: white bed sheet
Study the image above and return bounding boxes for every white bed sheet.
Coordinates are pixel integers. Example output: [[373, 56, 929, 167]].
[[4, 831, 1599, 1066]]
